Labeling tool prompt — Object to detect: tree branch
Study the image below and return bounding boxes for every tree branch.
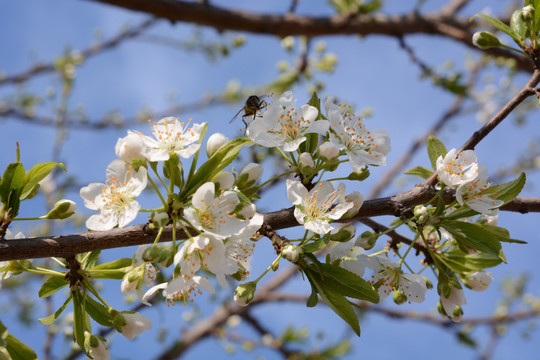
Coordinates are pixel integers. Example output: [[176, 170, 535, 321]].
[[86, 0, 534, 73], [0, 18, 157, 87], [1, 186, 539, 261]]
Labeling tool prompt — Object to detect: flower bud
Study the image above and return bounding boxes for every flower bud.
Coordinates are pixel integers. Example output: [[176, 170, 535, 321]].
[[113, 311, 152, 340], [414, 205, 429, 223], [463, 271, 493, 292], [282, 244, 303, 262], [330, 224, 356, 242], [206, 133, 229, 158], [392, 290, 407, 305], [43, 199, 77, 220], [523, 5, 534, 20], [281, 36, 295, 51], [298, 152, 315, 175], [121, 270, 140, 295], [234, 281, 257, 306], [472, 31, 501, 50], [212, 171, 235, 191], [142, 246, 161, 262], [115, 132, 146, 163], [355, 231, 377, 250], [151, 211, 169, 228], [237, 163, 263, 189], [347, 167, 370, 181], [318, 142, 339, 161], [87, 333, 110, 360]]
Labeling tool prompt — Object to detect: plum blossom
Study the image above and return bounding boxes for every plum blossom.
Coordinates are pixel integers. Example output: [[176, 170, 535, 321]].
[[287, 180, 353, 235], [436, 148, 479, 187], [440, 285, 467, 322], [142, 275, 214, 306], [121, 245, 158, 301], [115, 131, 147, 163], [184, 182, 260, 239], [141, 117, 205, 161], [456, 164, 503, 216], [117, 312, 152, 340], [464, 271, 493, 292], [368, 256, 427, 304], [88, 335, 110, 360], [0, 230, 25, 289], [247, 91, 329, 152], [80, 160, 147, 231], [325, 97, 391, 171]]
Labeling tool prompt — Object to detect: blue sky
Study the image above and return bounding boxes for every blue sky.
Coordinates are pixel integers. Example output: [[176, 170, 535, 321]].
[[1, 1, 540, 359]]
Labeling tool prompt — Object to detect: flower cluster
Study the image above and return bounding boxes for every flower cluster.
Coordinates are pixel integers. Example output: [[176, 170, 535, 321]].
[[436, 148, 503, 216]]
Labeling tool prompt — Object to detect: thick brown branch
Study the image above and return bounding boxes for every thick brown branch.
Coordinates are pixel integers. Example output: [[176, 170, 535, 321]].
[[86, 0, 533, 73], [1, 187, 539, 261]]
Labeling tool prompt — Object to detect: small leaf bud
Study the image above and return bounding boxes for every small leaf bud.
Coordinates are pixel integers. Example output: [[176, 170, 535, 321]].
[[282, 244, 303, 262], [472, 31, 501, 49]]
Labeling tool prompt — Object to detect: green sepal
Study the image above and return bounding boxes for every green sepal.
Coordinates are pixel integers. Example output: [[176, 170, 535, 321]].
[[426, 135, 447, 170], [39, 295, 72, 325], [20, 162, 66, 200], [404, 166, 433, 179], [0, 320, 38, 360], [38, 275, 69, 298], [85, 296, 113, 327], [439, 220, 506, 262]]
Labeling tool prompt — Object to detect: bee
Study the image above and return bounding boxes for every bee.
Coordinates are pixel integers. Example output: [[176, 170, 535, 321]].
[[229, 95, 268, 126]]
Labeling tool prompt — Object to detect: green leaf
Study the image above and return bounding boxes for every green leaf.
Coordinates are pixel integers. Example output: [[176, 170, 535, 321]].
[[316, 263, 379, 303], [80, 250, 101, 269], [185, 122, 208, 186], [471, 13, 521, 44], [305, 267, 360, 336], [181, 138, 250, 200], [91, 258, 132, 271], [440, 220, 506, 262], [72, 290, 91, 352], [39, 295, 72, 325], [444, 206, 479, 220], [426, 135, 447, 170], [510, 9, 528, 42], [534, 0, 540, 32], [483, 173, 526, 205], [0, 320, 38, 360], [441, 248, 502, 273], [20, 162, 66, 200], [0, 163, 25, 203], [481, 224, 526, 244], [85, 297, 113, 327], [38, 275, 68, 298], [404, 166, 433, 179]]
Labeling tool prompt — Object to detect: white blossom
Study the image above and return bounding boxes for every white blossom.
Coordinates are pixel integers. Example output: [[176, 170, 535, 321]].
[[80, 160, 147, 231], [456, 164, 503, 216], [436, 148, 479, 187], [206, 132, 229, 157], [325, 97, 390, 171], [141, 117, 204, 161], [118, 312, 152, 340], [247, 91, 328, 151], [464, 271, 493, 292], [287, 180, 353, 235], [440, 285, 467, 322], [115, 131, 147, 163], [368, 256, 427, 304]]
